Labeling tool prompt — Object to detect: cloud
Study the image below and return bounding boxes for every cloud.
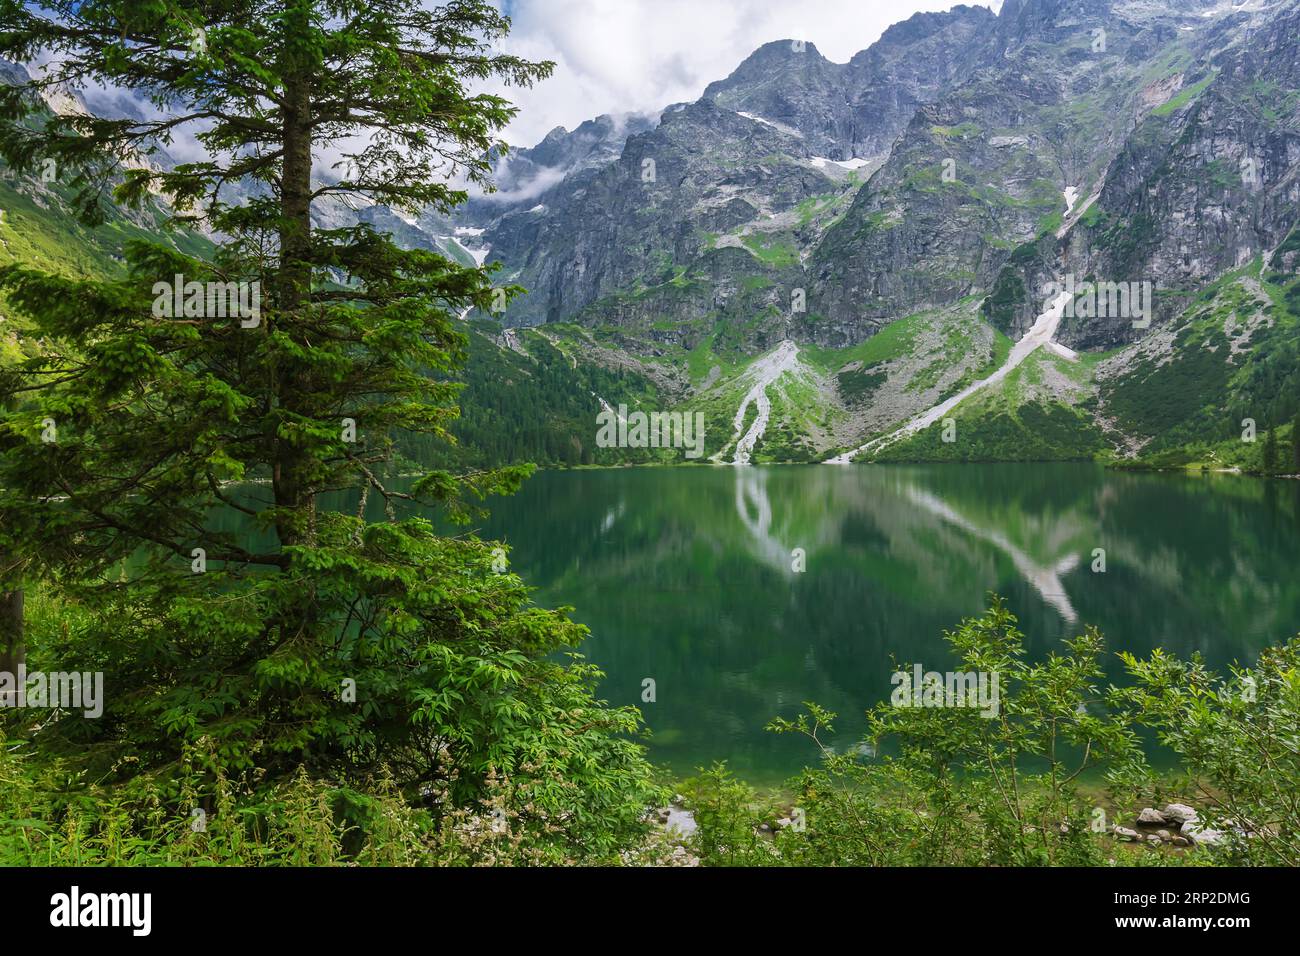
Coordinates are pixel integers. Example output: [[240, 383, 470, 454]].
[[488, 0, 1000, 146], [477, 156, 571, 205]]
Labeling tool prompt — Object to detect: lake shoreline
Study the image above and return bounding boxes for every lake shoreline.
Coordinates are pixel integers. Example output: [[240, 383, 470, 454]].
[[529, 458, 1300, 482]]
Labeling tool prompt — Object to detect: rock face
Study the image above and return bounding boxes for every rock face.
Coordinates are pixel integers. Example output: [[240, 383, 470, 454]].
[[462, 113, 660, 226], [808, 66, 1070, 344], [6, 6, 1298, 468], [481, 96, 844, 331], [473, 6, 1002, 330], [703, 7, 998, 161], [465, 0, 1300, 363], [1053, 1, 1300, 350], [407, 0, 1300, 465], [980, 1, 1300, 351], [813, 0, 1285, 346]]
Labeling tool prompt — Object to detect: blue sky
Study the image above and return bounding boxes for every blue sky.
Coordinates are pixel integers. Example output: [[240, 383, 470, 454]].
[[490, 0, 1000, 146]]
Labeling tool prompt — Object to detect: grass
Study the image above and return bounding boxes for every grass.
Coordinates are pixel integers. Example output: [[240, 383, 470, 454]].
[[740, 232, 799, 269], [0, 177, 214, 279], [1151, 74, 1216, 117], [801, 310, 930, 373]]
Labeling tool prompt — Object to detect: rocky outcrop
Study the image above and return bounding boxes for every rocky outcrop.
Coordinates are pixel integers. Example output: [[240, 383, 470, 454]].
[[473, 6, 1002, 330], [703, 6, 998, 161], [482, 97, 837, 328], [807, 0, 1269, 344], [969, 1, 1300, 352]]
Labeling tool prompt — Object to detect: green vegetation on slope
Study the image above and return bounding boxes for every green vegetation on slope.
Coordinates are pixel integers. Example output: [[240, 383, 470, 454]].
[[1103, 264, 1300, 455], [876, 349, 1107, 463]]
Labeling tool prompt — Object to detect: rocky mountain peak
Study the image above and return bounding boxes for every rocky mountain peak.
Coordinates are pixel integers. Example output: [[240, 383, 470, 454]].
[[861, 4, 998, 57], [704, 38, 832, 92], [995, 0, 1114, 47]]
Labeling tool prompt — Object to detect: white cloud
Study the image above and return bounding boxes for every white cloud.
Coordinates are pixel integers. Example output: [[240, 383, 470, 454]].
[[478, 154, 571, 204], [490, 0, 1000, 146]]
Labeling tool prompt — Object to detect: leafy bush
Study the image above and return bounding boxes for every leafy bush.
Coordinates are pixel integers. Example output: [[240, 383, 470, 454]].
[[1116, 640, 1300, 866], [688, 600, 1157, 867]]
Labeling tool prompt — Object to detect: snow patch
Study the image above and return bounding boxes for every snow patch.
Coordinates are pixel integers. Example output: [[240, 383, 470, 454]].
[[715, 341, 801, 466], [737, 111, 805, 139], [810, 157, 869, 171], [1047, 341, 1079, 362], [1057, 188, 1101, 239]]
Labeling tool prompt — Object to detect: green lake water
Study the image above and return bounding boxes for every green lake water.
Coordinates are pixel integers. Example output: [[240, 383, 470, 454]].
[[471, 463, 1300, 785]]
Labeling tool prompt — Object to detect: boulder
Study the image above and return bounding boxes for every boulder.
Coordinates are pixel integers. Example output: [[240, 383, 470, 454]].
[[1112, 826, 1139, 841], [1137, 808, 1167, 825], [1162, 803, 1199, 825], [1183, 823, 1224, 846]]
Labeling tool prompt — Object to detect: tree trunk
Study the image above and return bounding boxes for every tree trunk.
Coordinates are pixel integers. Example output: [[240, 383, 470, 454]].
[[272, 8, 316, 553]]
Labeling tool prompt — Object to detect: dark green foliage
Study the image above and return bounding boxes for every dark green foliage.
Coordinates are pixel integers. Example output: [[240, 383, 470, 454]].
[[836, 366, 887, 406], [1105, 273, 1300, 460], [1293, 411, 1300, 472], [1102, 323, 1235, 445], [1116, 640, 1300, 866], [1263, 426, 1278, 475], [686, 600, 1143, 867], [417, 326, 658, 469], [684, 600, 1300, 867], [877, 401, 1105, 463], [980, 270, 1028, 335]]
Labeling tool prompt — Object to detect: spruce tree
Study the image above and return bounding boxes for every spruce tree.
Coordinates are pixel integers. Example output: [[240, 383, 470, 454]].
[[0, 0, 659, 851]]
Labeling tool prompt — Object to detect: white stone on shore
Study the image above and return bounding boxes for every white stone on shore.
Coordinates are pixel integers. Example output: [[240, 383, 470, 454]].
[[1162, 803, 1199, 825], [1182, 822, 1224, 846]]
